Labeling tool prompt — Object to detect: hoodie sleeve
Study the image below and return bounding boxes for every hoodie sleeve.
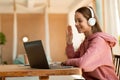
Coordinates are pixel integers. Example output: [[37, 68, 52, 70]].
[[65, 36, 115, 72], [66, 43, 83, 58]]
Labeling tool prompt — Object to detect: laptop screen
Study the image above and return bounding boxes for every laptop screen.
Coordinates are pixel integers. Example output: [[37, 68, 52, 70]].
[[23, 40, 49, 69]]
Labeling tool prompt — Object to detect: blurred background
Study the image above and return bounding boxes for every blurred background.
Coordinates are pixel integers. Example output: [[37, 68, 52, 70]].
[[0, 0, 120, 65]]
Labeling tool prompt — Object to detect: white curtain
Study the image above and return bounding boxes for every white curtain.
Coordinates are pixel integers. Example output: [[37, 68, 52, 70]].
[[104, 0, 120, 55], [117, 0, 120, 35], [118, 0, 120, 19]]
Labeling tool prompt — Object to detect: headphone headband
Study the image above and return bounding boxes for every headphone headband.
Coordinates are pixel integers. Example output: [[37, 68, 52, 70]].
[[87, 7, 94, 18], [87, 7, 96, 26]]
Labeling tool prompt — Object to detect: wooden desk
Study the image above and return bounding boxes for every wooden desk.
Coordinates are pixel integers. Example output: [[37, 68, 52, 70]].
[[0, 65, 82, 80]]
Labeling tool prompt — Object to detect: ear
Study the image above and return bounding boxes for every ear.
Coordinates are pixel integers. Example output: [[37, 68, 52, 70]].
[[88, 17, 96, 26]]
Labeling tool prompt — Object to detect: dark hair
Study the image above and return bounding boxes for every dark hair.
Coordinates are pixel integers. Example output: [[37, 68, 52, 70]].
[[75, 6, 102, 33]]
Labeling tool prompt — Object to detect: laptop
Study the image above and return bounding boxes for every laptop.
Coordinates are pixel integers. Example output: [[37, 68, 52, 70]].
[[23, 40, 73, 69]]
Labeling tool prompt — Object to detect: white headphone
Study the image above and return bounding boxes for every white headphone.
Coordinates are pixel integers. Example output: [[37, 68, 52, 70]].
[[87, 7, 96, 26]]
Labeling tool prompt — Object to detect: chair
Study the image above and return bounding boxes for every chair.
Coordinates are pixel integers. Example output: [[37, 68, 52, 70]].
[[113, 55, 120, 79]]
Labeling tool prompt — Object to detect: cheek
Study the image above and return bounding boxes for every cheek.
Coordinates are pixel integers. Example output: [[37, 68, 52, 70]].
[[81, 22, 90, 29], [76, 21, 89, 30], [79, 23, 90, 31], [75, 25, 81, 30]]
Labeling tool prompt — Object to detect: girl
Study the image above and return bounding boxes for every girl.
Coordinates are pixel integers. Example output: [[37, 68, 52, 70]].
[[62, 6, 118, 80]]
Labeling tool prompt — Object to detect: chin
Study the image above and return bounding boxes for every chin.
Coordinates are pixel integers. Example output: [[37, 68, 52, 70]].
[[77, 29, 83, 33], [78, 31, 83, 33]]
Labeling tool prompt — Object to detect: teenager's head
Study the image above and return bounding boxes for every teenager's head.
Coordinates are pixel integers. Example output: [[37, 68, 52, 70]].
[[74, 6, 102, 35]]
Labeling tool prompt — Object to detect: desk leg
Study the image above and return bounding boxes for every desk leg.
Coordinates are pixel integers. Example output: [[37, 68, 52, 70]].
[[1, 77, 5, 80], [39, 76, 49, 80]]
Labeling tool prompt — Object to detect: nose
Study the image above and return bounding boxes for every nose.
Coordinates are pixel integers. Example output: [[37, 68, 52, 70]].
[[75, 21, 79, 27]]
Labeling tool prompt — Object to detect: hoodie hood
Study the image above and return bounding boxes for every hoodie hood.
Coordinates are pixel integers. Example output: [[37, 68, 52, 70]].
[[88, 32, 117, 47]]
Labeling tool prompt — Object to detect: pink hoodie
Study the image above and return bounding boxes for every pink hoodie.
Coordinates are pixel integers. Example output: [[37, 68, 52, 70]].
[[65, 32, 118, 80]]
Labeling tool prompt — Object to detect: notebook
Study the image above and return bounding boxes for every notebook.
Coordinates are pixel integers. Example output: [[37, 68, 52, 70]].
[[23, 40, 73, 69]]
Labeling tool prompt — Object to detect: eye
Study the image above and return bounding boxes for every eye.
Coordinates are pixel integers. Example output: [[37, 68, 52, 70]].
[[75, 19, 82, 23], [78, 19, 82, 22]]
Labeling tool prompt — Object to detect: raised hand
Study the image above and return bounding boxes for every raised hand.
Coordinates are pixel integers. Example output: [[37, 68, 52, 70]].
[[66, 25, 73, 44]]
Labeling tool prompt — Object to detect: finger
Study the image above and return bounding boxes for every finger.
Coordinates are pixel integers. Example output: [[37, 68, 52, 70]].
[[61, 62, 66, 66], [67, 25, 72, 35], [68, 25, 72, 32]]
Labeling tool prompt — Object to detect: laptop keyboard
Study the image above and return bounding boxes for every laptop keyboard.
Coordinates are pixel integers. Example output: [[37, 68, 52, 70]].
[[49, 62, 73, 69]]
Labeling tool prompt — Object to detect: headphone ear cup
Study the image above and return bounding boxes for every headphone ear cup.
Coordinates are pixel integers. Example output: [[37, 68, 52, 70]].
[[88, 18, 96, 26]]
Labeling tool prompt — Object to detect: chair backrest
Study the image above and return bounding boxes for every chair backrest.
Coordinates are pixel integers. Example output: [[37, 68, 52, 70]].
[[113, 55, 120, 79]]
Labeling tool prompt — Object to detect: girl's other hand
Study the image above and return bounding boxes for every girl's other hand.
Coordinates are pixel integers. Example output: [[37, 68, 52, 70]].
[[61, 61, 67, 66]]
